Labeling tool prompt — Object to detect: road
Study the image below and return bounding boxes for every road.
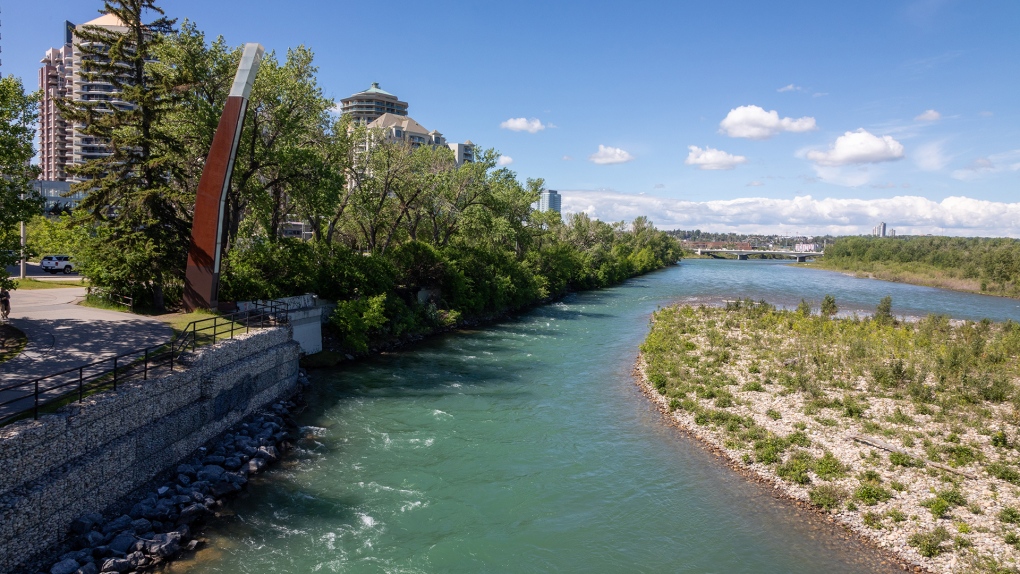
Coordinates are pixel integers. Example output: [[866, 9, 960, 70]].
[[0, 287, 171, 422], [5, 261, 86, 282]]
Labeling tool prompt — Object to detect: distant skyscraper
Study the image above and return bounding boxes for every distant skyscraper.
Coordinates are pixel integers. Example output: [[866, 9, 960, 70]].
[[539, 189, 561, 213], [872, 222, 887, 237], [341, 83, 409, 124]]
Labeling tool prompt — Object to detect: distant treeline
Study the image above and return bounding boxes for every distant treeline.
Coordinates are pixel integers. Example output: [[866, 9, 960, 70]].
[[668, 229, 838, 246], [819, 236, 1020, 298]]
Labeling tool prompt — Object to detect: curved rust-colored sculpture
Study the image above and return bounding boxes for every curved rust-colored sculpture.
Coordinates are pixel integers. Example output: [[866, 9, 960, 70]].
[[184, 43, 264, 311]]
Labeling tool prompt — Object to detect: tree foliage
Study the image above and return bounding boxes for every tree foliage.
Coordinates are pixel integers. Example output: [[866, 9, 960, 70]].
[[822, 236, 1020, 298], [0, 76, 43, 289], [40, 10, 681, 337], [59, 0, 183, 310]]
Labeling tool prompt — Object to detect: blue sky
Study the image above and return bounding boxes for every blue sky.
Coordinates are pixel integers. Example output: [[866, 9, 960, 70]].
[[6, 0, 1019, 236]]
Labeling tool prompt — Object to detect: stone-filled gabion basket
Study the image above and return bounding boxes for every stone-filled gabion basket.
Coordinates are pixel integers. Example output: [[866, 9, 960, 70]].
[[43, 370, 311, 574]]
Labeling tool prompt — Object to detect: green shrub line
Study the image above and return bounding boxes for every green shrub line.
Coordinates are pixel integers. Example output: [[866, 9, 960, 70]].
[[814, 236, 1020, 299]]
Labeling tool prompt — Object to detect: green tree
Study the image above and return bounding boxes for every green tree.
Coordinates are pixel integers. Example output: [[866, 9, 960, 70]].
[[0, 76, 43, 290], [821, 294, 838, 317], [60, 0, 182, 310], [875, 296, 893, 325], [797, 299, 812, 317]]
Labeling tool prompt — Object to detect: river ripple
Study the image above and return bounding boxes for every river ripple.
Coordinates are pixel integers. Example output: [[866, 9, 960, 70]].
[[176, 260, 1019, 573]]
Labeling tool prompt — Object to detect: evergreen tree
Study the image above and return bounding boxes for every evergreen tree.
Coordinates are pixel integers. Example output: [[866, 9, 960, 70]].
[[821, 294, 838, 317], [59, 1, 181, 310]]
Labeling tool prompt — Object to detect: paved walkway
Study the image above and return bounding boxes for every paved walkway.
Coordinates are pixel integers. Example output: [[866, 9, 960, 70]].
[[0, 287, 171, 420]]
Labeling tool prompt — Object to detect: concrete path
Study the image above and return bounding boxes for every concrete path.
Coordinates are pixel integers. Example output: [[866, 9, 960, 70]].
[[0, 287, 171, 421]]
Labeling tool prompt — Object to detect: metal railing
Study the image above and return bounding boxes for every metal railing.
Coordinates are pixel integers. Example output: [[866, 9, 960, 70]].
[[0, 300, 288, 426]]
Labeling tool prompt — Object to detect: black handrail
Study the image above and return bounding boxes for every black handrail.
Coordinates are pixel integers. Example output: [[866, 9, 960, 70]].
[[0, 300, 289, 426]]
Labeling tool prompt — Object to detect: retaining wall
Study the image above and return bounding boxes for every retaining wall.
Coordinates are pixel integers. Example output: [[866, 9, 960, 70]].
[[0, 326, 300, 574]]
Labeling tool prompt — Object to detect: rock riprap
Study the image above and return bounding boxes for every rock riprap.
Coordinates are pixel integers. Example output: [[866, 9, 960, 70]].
[[39, 371, 309, 574]]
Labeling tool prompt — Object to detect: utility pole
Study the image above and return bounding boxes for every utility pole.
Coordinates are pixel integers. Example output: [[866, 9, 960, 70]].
[[20, 193, 26, 279]]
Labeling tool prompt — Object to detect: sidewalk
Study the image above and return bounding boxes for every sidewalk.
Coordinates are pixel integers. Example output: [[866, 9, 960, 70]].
[[0, 287, 171, 419]]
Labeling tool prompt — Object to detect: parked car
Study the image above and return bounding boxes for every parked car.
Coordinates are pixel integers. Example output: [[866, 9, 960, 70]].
[[41, 255, 76, 274]]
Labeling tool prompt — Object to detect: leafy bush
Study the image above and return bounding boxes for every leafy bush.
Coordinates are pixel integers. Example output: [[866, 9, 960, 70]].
[[886, 508, 906, 522], [821, 294, 838, 317], [908, 526, 951, 558], [874, 296, 893, 325], [809, 484, 846, 510], [330, 295, 389, 353], [814, 451, 847, 480], [988, 462, 1020, 485], [999, 507, 1020, 524], [863, 511, 883, 529], [854, 482, 893, 506], [776, 451, 813, 484], [742, 380, 765, 392], [922, 497, 951, 518], [754, 434, 788, 464]]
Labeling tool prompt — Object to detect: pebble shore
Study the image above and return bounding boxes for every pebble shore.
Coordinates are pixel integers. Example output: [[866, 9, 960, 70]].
[[636, 355, 1020, 574]]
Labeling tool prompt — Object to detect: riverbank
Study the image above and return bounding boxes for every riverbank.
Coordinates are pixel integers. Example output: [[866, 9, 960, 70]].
[[638, 300, 1020, 574], [305, 260, 684, 367], [802, 260, 1018, 300]]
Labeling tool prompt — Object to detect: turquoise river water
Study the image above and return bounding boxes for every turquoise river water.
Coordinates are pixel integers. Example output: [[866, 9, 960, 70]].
[[176, 260, 1020, 573]]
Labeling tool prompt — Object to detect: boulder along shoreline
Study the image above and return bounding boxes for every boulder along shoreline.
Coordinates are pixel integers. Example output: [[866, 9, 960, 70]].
[[34, 370, 313, 574]]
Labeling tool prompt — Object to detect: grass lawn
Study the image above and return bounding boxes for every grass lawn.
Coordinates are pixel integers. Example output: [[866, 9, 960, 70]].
[[156, 310, 247, 340], [13, 278, 87, 290]]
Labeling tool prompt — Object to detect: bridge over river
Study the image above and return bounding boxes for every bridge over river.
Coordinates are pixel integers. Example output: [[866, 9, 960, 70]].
[[695, 248, 824, 262]]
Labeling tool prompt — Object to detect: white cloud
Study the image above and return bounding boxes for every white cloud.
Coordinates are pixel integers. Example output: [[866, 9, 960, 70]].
[[719, 105, 817, 139], [654, 183, 666, 189], [684, 145, 747, 170], [914, 140, 949, 171], [559, 191, 1020, 237], [497, 155, 513, 166], [588, 145, 634, 165], [562, 155, 573, 161], [951, 150, 1020, 180], [777, 84, 802, 92], [500, 117, 546, 133], [915, 109, 941, 122], [746, 181, 764, 187], [805, 129, 904, 166]]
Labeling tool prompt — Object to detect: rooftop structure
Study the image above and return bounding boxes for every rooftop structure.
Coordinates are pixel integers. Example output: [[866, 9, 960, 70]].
[[341, 83, 408, 123], [367, 113, 445, 147]]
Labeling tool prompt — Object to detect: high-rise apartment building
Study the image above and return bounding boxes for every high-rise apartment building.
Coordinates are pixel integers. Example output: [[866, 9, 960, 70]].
[[539, 189, 562, 213], [38, 23, 75, 181], [341, 83, 409, 124], [872, 222, 887, 237], [366, 113, 475, 166], [38, 14, 130, 182], [447, 141, 475, 167]]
